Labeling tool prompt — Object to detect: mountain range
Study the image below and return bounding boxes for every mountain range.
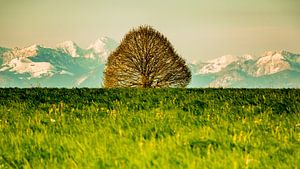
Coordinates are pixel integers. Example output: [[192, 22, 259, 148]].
[[0, 38, 299, 88], [190, 50, 300, 88], [0, 37, 118, 87]]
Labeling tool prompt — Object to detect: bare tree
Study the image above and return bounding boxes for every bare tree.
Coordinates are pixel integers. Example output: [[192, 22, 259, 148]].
[[103, 25, 191, 88]]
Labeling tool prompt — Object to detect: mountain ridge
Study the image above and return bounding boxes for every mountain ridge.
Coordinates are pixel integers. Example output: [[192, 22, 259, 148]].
[[190, 50, 300, 88], [0, 39, 299, 88], [0, 38, 118, 87]]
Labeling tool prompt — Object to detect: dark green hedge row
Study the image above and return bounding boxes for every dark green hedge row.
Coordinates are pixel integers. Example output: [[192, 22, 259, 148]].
[[0, 88, 299, 115]]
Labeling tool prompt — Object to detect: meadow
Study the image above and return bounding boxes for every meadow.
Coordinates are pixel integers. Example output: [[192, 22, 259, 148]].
[[0, 88, 299, 168]]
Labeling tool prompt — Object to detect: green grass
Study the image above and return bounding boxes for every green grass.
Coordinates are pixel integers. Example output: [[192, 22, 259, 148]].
[[0, 88, 299, 168]]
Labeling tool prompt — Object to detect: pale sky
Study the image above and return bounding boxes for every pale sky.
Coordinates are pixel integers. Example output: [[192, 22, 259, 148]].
[[0, 0, 299, 62]]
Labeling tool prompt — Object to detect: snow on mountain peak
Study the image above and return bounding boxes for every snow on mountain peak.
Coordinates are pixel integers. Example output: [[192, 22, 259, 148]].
[[263, 51, 277, 57], [88, 37, 114, 53], [0, 37, 119, 84], [198, 55, 238, 74], [88, 38, 106, 54], [241, 54, 254, 61], [57, 40, 77, 48], [56, 41, 80, 58], [262, 50, 292, 57], [255, 50, 290, 76], [215, 55, 237, 63], [24, 44, 41, 51], [1, 57, 54, 78], [5, 44, 42, 59], [87, 37, 118, 60]]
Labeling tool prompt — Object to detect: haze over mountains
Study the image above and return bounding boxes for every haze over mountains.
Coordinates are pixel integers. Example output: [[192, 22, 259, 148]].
[[0, 38, 299, 88]]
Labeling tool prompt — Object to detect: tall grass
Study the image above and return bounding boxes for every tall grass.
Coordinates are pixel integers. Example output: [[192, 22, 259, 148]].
[[0, 88, 299, 168]]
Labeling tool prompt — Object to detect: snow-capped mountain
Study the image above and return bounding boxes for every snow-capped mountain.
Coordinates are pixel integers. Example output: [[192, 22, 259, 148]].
[[1, 41, 299, 88], [87, 37, 118, 61], [197, 55, 255, 74], [56, 37, 118, 61], [254, 50, 292, 76], [0, 37, 118, 88], [191, 50, 300, 88], [56, 41, 82, 58], [0, 44, 55, 79]]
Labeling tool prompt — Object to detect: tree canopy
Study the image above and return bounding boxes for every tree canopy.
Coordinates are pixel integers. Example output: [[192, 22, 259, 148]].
[[103, 26, 191, 88]]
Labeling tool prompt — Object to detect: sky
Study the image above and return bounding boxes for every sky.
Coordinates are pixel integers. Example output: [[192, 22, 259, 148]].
[[0, 0, 299, 62]]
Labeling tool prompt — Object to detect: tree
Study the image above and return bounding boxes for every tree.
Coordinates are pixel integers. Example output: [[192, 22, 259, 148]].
[[103, 25, 191, 88]]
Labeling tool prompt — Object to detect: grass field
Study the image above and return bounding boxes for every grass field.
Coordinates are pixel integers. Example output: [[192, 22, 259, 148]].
[[0, 88, 299, 168]]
